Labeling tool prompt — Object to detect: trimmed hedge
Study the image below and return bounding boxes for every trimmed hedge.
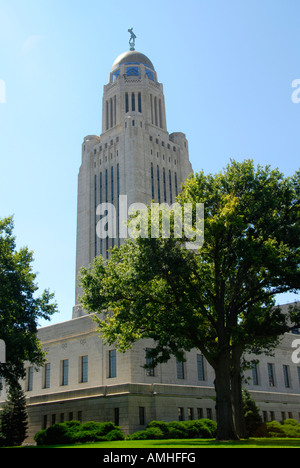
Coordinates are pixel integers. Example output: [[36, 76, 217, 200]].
[[254, 419, 300, 438], [127, 419, 217, 440], [34, 420, 124, 446]]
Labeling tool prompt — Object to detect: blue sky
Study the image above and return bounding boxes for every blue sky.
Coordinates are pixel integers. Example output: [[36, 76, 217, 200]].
[[0, 0, 299, 326]]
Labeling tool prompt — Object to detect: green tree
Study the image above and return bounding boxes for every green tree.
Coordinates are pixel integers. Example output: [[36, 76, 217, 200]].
[[0, 216, 57, 389], [79, 160, 300, 440], [0, 384, 28, 446], [242, 388, 262, 437]]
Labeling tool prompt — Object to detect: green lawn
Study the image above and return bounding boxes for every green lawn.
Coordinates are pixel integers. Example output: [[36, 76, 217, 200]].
[[29, 438, 300, 448]]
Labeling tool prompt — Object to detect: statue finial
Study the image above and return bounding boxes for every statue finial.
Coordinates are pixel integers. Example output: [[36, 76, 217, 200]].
[[128, 28, 137, 51]]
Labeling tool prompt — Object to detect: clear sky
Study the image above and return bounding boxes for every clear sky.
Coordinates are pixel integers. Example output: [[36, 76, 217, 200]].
[[0, 0, 299, 327]]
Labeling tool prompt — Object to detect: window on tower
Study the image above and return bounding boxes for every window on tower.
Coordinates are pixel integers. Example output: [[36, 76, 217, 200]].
[[126, 67, 139, 77], [145, 69, 154, 81]]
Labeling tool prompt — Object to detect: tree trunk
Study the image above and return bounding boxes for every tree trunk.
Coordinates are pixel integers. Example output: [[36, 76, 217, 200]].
[[231, 344, 247, 439], [214, 350, 239, 440]]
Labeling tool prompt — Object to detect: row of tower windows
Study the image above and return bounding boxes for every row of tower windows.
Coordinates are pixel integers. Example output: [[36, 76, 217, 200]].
[[93, 165, 178, 258], [125, 92, 142, 113], [151, 164, 178, 204], [150, 94, 163, 129], [106, 92, 163, 129], [105, 96, 117, 130]]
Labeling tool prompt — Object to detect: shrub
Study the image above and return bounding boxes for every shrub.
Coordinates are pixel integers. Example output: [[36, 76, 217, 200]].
[[186, 419, 217, 438], [105, 429, 125, 441], [127, 427, 164, 440], [129, 419, 217, 441], [266, 421, 286, 438], [283, 418, 299, 426], [146, 420, 169, 436], [34, 420, 124, 445], [255, 419, 300, 438]]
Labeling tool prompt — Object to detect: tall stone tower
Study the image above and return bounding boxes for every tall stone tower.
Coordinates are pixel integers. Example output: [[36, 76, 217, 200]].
[[73, 40, 193, 318]]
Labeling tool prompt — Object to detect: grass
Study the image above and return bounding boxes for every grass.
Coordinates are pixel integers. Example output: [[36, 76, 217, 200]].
[[27, 438, 300, 448]]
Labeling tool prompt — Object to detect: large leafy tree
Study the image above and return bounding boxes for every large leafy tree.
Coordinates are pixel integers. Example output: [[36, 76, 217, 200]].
[[79, 160, 300, 440], [0, 216, 57, 389]]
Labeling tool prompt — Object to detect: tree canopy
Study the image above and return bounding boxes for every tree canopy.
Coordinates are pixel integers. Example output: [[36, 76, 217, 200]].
[[0, 216, 57, 389], [79, 160, 300, 440]]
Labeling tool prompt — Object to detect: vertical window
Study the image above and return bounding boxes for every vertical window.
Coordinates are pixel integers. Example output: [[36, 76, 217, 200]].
[[252, 362, 259, 385], [42, 415, 47, 430], [157, 165, 161, 203], [111, 166, 114, 203], [206, 408, 212, 420], [131, 93, 135, 111], [77, 411, 82, 422], [283, 365, 291, 388], [169, 170, 173, 204], [297, 367, 300, 386], [163, 168, 166, 202], [176, 360, 184, 379], [150, 94, 154, 124], [267, 363, 275, 387], [197, 354, 205, 381], [44, 363, 51, 389], [145, 348, 155, 376], [154, 97, 158, 126], [27, 367, 33, 391], [178, 407, 184, 421], [109, 350, 116, 378], [62, 359, 69, 386], [159, 99, 163, 128], [188, 408, 194, 420], [139, 407, 145, 425], [110, 98, 113, 128], [175, 172, 178, 196], [197, 408, 203, 419], [114, 408, 119, 426], [114, 95, 117, 126], [106, 101, 109, 130], [105, 169, 108, 202], [151, 164, 154, 200], [125, 93, 129, 113], [138, 92, 142, 113], [100, 172, 103, 255], [81, 356, 88, 383]]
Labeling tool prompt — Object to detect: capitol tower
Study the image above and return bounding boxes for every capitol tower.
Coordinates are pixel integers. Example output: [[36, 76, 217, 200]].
[[73, 32, 193, 316]]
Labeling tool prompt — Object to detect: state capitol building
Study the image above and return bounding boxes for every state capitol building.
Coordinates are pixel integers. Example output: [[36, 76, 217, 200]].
[[1, 36, 299, 443]]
